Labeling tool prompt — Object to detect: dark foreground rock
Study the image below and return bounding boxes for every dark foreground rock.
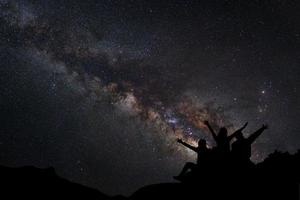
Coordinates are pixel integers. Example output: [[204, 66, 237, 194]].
[[0, 150, 299, 200], [0, 165, 125, 199], [130, 151, 300, 200]]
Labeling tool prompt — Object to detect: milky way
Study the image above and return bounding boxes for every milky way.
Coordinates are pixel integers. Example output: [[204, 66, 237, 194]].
[[0, 0, 300, 195]]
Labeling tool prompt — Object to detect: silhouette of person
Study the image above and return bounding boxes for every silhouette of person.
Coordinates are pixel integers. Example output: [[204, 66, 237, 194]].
[[231, 124, 268, 164], [204, 121, 248, 154], [174, 138, 210, 179]]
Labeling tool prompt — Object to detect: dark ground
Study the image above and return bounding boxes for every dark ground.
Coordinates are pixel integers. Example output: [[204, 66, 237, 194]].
[[0, 150, 299, 200]]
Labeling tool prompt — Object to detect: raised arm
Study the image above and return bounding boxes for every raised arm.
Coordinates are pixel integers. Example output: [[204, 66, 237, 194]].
[[228, 122, 248, 140], [204, 121, 217, 141], [247, 124, 268, 144], [177, 139, 197, 152]]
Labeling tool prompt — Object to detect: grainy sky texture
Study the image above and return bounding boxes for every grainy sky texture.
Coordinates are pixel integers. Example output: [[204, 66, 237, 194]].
[[0, 0, 299, 195]]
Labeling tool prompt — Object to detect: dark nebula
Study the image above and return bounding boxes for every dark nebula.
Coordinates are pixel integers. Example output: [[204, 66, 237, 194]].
[[0, 0, 299, 195]]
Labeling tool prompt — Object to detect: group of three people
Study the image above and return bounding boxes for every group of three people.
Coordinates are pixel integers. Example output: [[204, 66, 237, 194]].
[[174, 121, 268, 179]]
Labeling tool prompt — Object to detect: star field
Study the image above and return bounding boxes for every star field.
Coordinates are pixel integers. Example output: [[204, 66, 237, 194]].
[[0, 0, 299, 195]]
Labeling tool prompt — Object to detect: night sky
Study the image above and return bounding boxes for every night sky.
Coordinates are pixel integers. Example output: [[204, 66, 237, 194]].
[[0, 0, 299, 195]]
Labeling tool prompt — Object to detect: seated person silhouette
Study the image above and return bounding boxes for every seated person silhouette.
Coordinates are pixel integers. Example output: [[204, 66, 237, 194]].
[[231, 124, 268, 165], [204, 120, 248, 154], [174, 138, 210, 180]]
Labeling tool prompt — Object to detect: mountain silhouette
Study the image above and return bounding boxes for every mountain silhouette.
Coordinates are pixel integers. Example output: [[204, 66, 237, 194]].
[[0, 150, 299, 199], [0, 165, 125, 199]]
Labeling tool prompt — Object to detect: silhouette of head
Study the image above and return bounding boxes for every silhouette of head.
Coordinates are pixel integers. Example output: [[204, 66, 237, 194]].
[[235, 131, 244, 140], [218, 127, 228, 138], [198, 139, 207, 148]]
